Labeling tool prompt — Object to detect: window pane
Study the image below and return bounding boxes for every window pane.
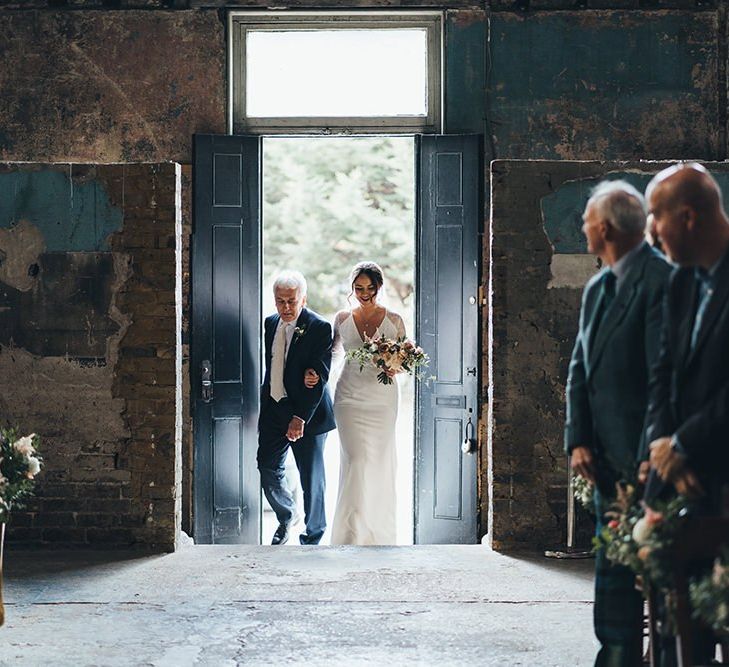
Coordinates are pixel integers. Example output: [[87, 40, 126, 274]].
[[246, 30, 428, 118]]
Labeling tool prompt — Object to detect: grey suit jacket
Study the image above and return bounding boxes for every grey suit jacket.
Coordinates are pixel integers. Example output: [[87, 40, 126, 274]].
[[564, 243, 672, 488]]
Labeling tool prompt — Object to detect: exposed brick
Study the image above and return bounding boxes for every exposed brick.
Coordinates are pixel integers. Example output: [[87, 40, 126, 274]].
[[0, 163, 180, 551]]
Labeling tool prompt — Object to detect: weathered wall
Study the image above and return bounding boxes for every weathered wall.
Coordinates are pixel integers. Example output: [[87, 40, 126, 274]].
[[0, 10, 225, 163], [488, 11, 722, 161], [0, 163, 182, 550], [488, 160, 729, 550]]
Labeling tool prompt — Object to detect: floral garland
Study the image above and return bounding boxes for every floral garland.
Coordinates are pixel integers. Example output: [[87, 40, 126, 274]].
[[0, 427, 42, 523], [690, 545, 729, 637], [594, 483, 694, 592]]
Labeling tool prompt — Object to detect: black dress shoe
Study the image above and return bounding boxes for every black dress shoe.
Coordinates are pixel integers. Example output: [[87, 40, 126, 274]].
[[271, 522, 290, 546]]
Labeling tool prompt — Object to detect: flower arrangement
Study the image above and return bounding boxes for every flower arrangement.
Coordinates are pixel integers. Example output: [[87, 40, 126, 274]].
[[690, 545, 729, 637], [0, 427, 42, 523], [594, 483, 694, 591], [346, 334, 430, 385], [573, 473, 595, 513]]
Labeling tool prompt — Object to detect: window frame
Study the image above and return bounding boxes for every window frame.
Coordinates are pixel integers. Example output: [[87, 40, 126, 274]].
[[229, 11, 443, 135]]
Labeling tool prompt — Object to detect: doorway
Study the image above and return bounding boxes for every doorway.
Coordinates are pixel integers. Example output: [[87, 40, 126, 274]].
[[191, 133, 480, 545], [261, 136, 416, 545]]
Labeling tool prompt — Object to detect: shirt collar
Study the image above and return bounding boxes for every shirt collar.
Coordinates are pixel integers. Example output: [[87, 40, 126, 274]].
[[610, 240, 646, 286]]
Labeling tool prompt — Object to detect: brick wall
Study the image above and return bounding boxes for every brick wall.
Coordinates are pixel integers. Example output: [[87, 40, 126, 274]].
[[0, 162, 182, 551]]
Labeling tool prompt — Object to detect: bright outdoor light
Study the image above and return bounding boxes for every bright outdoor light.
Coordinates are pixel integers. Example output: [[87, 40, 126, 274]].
[[246, 29, 428, 118]]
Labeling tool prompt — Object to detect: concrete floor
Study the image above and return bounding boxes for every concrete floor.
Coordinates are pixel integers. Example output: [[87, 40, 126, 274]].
[[1, 544, 598, 666]]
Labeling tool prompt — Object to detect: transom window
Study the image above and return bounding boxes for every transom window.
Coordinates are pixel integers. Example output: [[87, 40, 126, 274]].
[[230, 12, 442, 134]]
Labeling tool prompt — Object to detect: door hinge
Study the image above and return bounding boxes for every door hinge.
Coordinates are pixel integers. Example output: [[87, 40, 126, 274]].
[[478, 284, 487, 306]]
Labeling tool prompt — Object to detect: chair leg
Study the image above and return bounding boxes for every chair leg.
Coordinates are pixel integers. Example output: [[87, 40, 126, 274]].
[[672, 582, 693, 667], [646, 584, 659, 667]]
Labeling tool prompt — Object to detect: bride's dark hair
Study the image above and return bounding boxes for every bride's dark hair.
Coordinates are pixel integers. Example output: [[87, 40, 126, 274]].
[[348, 261, 385, 303]]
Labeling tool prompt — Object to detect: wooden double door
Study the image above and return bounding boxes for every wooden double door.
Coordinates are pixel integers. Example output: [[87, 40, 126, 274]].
[[192, 134, 481, 545]]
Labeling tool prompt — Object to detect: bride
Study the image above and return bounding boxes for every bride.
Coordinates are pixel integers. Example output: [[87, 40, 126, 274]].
[[305, 261, 406, 545]]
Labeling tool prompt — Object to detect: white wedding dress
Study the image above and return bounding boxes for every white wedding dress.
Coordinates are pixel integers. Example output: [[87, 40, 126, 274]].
[[330, 309, 406, 545]]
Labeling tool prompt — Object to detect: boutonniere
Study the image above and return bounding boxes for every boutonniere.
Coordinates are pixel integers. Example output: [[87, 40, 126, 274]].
[[293, 326, 306, 340]]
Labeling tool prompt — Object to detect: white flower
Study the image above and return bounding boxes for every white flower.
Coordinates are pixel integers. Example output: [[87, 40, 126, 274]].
[[631, 516, 653, 544], [26, 456, 41, 479], [13, 433, 36, 457]]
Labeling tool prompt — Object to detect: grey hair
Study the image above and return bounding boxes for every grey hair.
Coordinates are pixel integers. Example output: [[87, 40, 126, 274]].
[[272, 270, 307, 296], [586, 180, 647, 235]]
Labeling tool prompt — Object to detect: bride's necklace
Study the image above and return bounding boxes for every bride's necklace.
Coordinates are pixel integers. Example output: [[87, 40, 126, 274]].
[[356, 306, 384, 338]]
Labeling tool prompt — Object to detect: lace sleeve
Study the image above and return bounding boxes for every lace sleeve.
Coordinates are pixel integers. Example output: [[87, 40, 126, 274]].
[[388, 311, 406, 339], [331, 310, 349, 372]]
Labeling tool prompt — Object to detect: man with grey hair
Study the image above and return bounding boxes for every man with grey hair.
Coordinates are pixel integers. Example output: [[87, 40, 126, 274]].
[[258, 270, 335, 545], [565, 179, 671, 666]]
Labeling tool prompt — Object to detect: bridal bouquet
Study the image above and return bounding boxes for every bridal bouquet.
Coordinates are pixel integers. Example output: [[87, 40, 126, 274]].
[[346, 334, 430, 385], [0, 428, 42, 523]]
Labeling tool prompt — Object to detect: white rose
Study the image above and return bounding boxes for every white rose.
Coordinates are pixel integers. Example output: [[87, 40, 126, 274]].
[[13, 434, 36, 457], [631, 516, 653, 545], [26, 456, 41, 479]]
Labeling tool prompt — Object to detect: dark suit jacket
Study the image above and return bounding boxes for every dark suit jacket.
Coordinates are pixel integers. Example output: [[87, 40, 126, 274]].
[[260, 307, 335, 436], [565, 243, 671, 489], [646, 248, 729, 509]]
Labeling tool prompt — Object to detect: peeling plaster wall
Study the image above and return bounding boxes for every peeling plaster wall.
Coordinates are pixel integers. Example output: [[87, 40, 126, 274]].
[[0, 11, 225, 163], [488, 11, 721, 161], [0, 163, 181, 551], [489, 160, 729, 550]]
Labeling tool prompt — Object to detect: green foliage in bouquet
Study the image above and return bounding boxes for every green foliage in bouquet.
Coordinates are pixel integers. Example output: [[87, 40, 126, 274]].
[[594, 483, 694, 591], [0, 427, 42, 523], [690, 545, 729, 637]]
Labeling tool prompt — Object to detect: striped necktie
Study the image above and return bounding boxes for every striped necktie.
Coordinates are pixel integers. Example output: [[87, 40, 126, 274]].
[[270, 323, 290, 402]]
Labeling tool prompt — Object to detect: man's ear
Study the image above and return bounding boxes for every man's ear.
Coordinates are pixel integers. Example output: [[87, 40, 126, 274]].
[[683, 205, 698, 232], [600, 219, 613, 241]]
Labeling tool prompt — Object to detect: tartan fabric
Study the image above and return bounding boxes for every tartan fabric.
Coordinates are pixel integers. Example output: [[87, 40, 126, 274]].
[[593, 490, 644, 667]]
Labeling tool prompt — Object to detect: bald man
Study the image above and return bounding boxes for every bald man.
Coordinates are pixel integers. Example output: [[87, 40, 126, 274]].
[[644, 162, 729, 666], [645, 163, 729, 511]]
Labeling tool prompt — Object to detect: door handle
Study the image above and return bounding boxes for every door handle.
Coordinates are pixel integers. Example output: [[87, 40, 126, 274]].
[[461, 416, 477, 455], [201, 359, 213, 403]]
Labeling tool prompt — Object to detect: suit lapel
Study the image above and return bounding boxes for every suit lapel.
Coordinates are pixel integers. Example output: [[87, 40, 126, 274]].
[[676, 278, 698, 371], [583, 276, 606, 375], [266, 314, 280, 359], [286, 308, 310, 363], [588, 246, 648, 373], [685, 253, 729, 368]]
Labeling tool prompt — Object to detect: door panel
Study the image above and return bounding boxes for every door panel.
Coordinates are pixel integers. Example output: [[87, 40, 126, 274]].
[[192, 134, 261, 545], [415, 134, 481, 544]]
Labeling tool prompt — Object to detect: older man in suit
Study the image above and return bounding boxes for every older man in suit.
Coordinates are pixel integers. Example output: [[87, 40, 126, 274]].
[[258, 270, 335, 546], [565, 180, 671, 666]]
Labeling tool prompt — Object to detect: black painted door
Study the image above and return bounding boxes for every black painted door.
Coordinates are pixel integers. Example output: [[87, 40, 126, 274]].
[[192, 134, 261, 544], [415, 135, 481, 544]]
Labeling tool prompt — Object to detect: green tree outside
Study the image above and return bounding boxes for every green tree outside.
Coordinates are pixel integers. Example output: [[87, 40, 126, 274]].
[[263, 137, 415, 328]]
